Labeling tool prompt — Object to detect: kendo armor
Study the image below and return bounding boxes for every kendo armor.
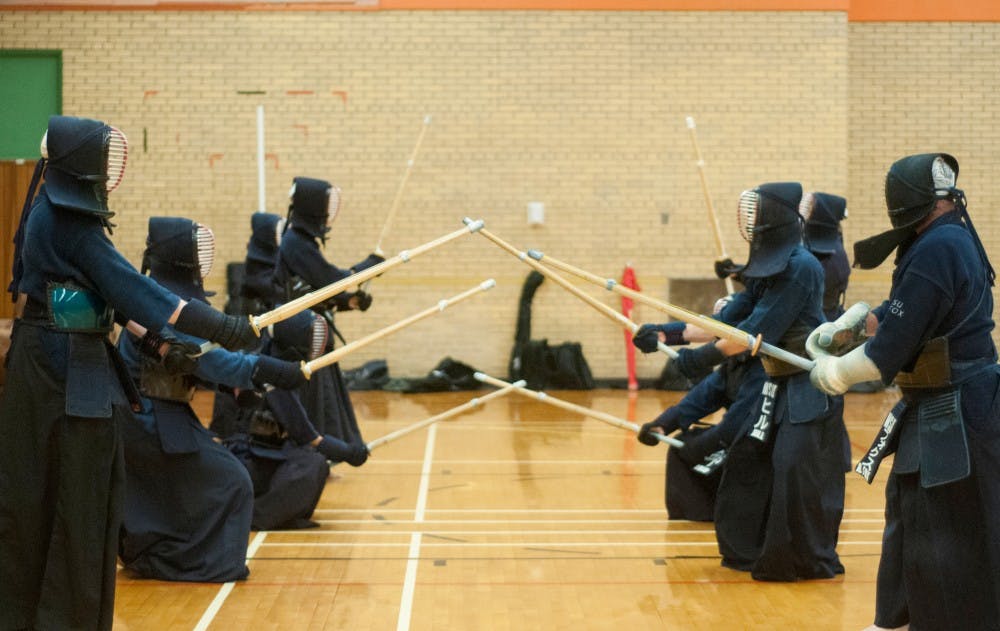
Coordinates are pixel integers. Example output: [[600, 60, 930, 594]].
[[246, 212, 284, 268], [854, 153, 970, 270], [240, 211, 285, 313], [800, 192, 847, 256], [267, 310, 328, 364], [9, 115, 128, 302], [886, 154, 958, 231], [287, 176, 340, 241], [138, 216, 217, 401], [248, 311, 327, 447], [41, 115, 128, 218], [141, 216, 216, 302], [737, 182, 803, 278]]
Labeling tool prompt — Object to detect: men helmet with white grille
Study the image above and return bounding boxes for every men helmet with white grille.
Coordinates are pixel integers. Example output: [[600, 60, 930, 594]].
[[800, 192, 847, 256], [142, 217, 217, 302], [39, 115, 128, 218], [737, 181, 803, 278], [853, 153, 964, 270], [288, 176, 340, 242], [268, 310, 328, 363]]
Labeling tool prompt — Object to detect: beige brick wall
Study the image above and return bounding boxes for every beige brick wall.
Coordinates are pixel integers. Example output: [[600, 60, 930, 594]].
[[847, 21, 1000, 333], [2, 10, 852, 379]]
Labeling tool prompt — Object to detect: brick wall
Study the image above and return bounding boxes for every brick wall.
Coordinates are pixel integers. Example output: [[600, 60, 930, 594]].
[[14, 10, 989, 380]]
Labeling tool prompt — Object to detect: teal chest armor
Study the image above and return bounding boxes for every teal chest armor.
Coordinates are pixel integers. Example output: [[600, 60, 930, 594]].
[[22, 283, 137, 417]]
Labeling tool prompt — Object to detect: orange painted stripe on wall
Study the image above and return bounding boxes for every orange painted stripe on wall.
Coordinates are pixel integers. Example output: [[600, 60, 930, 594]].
[[379, 0, 847, 9], [2, 0, 999, 19], [849, 0, 1000, 22]]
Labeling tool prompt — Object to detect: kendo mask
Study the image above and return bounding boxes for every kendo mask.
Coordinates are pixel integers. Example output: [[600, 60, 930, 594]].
[[9, 115, 127, 300], [142, 216, 216, 302], [288, 176, 340, 242], [853, 153, 959, 270], [267, 310, 328, 363], [737, 182, 803, 278], [800, 192, 847, 256], [40, 115, 128, 218], [247, 211, 285, 265]]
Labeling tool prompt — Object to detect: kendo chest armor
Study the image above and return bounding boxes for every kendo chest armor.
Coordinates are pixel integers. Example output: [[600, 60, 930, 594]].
[[760, 324, 811, 378], [23, 282, 114, 333]]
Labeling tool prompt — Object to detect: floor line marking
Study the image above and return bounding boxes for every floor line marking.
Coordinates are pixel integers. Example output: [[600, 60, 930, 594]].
[[396, 423, 436, 631], [193, 531, 267, 631], [308, 518, 884, 526], [260, 540, 885, 548], [312, 508, 886, 514]]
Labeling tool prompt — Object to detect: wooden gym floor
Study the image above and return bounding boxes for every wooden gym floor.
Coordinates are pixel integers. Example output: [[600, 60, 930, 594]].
[[113, 386, 898, 630]]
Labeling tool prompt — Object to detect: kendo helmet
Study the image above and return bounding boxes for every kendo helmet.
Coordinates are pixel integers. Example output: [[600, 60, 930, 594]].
[[267, 310, 328, 363], [287, 176, 340, 241], [246, 211, 285, 266], [736, 182, 803, 278], [853, 153, 960, 270], [142, 217, 216, 302], [800, 192, 847, 256], [40, 115, 128, 218]]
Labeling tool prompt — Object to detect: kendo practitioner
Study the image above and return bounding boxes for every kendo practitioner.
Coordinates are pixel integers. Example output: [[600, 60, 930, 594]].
[[632, 294, 765, 521], [801, 192, 850, 321], [273, 177, 383, 442], [0, 116, 257, 631], [117, 216, 307, 582], [800, 191, 855, 469], [239, 211, 285, 315], [224, 310, 369, 531], [808, 154, 1000, 629], [213, 211, 285, 436], [656, 182, 847, 581]]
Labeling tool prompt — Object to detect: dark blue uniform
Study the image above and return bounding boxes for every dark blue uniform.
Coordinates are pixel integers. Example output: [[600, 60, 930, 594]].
[[273, 226, 379, 442], [653, 289, 766, 521], [818, 243, 850, 321], [223, 387, 331, 531], [662, 355, 765, 521], [714, 246, 848, 580], [0, 193, 181, 630], [861, 213, 1000, 628], [117, 330, 256, 582]]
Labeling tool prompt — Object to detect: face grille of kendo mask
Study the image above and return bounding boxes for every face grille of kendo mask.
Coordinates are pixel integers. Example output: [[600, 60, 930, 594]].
[[737, 189, 760, 243], [327, 185, 342, 224], [310, 316, 328, 360], [195, 223, 216, 279], [798, 191, 816, 221], [275, 217, 286, 245], [105, 126, 128, 193], [931, 156, 956, 196]]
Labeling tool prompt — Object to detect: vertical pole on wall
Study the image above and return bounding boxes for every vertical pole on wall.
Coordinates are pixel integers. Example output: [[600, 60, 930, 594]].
[[257, 105, 266, 212]]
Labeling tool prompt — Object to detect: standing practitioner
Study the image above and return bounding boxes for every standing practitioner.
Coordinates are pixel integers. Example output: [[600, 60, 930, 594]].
[[273, 177, 383, 442], [809, 154, 1000, 629], [117, 217, 306, 582], [0, 116, 257, 630], [800, 191, 855, 468], [653, 182, 847, 581], [801, 192, 851, 321]]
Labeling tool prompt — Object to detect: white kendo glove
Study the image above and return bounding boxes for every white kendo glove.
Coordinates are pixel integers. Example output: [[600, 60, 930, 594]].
[[806, 301, 871, 359], [810, 344, 881, 395]]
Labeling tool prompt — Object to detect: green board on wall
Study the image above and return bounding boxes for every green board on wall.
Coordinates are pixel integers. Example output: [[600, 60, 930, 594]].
[[0, 50, 62, 160]]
